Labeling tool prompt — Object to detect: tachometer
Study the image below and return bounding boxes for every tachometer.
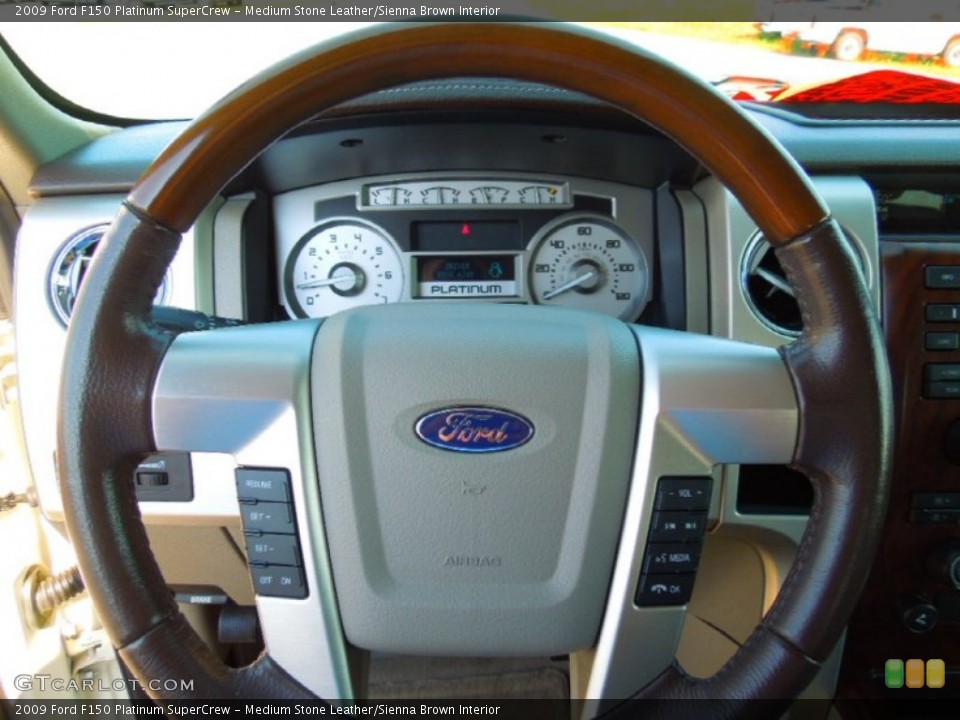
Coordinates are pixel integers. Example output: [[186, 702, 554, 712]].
[[284, 219, 404, 318], [528, 215, 649, 320]]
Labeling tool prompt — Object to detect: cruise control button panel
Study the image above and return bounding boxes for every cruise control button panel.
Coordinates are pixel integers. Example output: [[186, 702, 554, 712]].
[[636, 477, 712, 607], [235, 468, 307, 599]]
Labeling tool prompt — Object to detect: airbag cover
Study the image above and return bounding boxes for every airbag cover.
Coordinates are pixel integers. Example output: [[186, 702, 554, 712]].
[[312, 304, 640, 655]]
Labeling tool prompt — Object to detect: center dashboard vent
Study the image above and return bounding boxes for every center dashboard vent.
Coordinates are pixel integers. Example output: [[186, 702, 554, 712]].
[[741, 229, 866, 337], [48, 225, 170, 326]]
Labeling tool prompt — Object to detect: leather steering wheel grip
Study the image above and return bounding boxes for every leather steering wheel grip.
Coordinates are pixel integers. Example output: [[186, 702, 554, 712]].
[[57, 23, 892, 705]]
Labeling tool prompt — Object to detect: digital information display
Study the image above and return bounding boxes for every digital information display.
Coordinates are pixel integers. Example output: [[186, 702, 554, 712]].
[[416, 255, 518, 298], [412, 221, 524, 252]]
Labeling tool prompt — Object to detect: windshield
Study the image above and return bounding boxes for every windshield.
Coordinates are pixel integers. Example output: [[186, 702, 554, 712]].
[[1, 21, 959, 120]]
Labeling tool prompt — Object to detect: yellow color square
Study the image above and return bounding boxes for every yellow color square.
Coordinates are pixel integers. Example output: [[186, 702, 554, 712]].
[[906, 659, 925, 688], [926, 659, 945, 689]]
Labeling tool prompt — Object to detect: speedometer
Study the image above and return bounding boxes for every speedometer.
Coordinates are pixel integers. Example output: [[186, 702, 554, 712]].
[[284, 219, 404, 318], [528, 215, 649, 321]]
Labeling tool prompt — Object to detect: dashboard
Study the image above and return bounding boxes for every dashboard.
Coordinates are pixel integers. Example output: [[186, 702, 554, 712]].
[[11, 81, 960, 703]]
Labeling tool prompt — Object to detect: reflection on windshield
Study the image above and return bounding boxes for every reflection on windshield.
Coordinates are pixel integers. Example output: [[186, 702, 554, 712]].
[[0, 21, 958, 120]]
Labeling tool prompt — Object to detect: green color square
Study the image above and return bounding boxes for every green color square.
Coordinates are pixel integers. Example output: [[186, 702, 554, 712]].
[[885, 659, 905, 688]]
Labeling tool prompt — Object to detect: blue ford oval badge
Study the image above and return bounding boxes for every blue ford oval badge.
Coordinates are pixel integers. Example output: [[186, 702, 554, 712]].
[[414, 406, 534, 453]]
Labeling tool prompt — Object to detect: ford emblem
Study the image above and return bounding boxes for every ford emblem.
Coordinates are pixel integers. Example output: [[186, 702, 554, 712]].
[[414, 406, 534, 453]]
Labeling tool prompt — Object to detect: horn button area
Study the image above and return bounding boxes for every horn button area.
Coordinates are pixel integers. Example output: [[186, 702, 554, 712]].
[[312, 304, 640, 655]]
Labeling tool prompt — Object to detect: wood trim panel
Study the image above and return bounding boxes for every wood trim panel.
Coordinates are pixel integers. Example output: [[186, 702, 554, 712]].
[[838, 238, 960, 702]]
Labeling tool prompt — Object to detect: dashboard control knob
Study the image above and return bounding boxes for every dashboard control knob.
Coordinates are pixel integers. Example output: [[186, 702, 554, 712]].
[[897, 595, 940, 634], [927, 539, 960, 589]]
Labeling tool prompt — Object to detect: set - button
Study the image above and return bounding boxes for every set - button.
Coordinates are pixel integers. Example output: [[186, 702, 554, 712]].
[[636, 476, 712, 607], [246, 533, 301, 566], [236, 468, 307, 599]]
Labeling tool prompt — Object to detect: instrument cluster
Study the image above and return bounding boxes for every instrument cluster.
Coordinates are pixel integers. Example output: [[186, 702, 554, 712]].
[[275, 174, 655, 322]]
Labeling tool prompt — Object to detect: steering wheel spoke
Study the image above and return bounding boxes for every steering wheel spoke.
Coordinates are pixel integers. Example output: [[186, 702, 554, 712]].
[[153, 321, 355, 698], [579, 328, 799, 707]]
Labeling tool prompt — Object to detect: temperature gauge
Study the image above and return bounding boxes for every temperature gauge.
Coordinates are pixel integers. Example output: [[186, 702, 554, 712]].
[[368, 186, 412, 206]]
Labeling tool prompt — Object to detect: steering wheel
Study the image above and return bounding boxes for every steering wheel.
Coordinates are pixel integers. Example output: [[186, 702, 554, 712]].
[[57, 23, 892, 711]]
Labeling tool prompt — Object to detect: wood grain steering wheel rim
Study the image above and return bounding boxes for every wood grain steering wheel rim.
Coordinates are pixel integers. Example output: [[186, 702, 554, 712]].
[[57, 22, 892, 709]]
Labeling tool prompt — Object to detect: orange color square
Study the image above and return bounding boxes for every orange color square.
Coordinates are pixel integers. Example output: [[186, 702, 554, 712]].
[[906, 658, 925, 688]]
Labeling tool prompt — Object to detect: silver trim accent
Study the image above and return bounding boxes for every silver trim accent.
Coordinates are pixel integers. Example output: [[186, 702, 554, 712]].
[[673, 189, 709, 334], [740, 227, 869, 339], [699, 175, 880, 344], [14, 196, 200, 521], [212, 195, 255, 320], [580, 326, 798, 707], [152, 320, 353, 699]]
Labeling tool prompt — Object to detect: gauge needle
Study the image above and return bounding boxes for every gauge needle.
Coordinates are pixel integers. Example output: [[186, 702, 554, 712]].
[[296, 274, 357, 290], [542, 270, 597, 300], [755, 267, 795, 298]]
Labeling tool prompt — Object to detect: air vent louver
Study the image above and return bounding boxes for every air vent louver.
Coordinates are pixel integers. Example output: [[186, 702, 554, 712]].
[[741, 229, 865, 338], [741, 235, 803, 337], [48, 225, 169, 326]]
